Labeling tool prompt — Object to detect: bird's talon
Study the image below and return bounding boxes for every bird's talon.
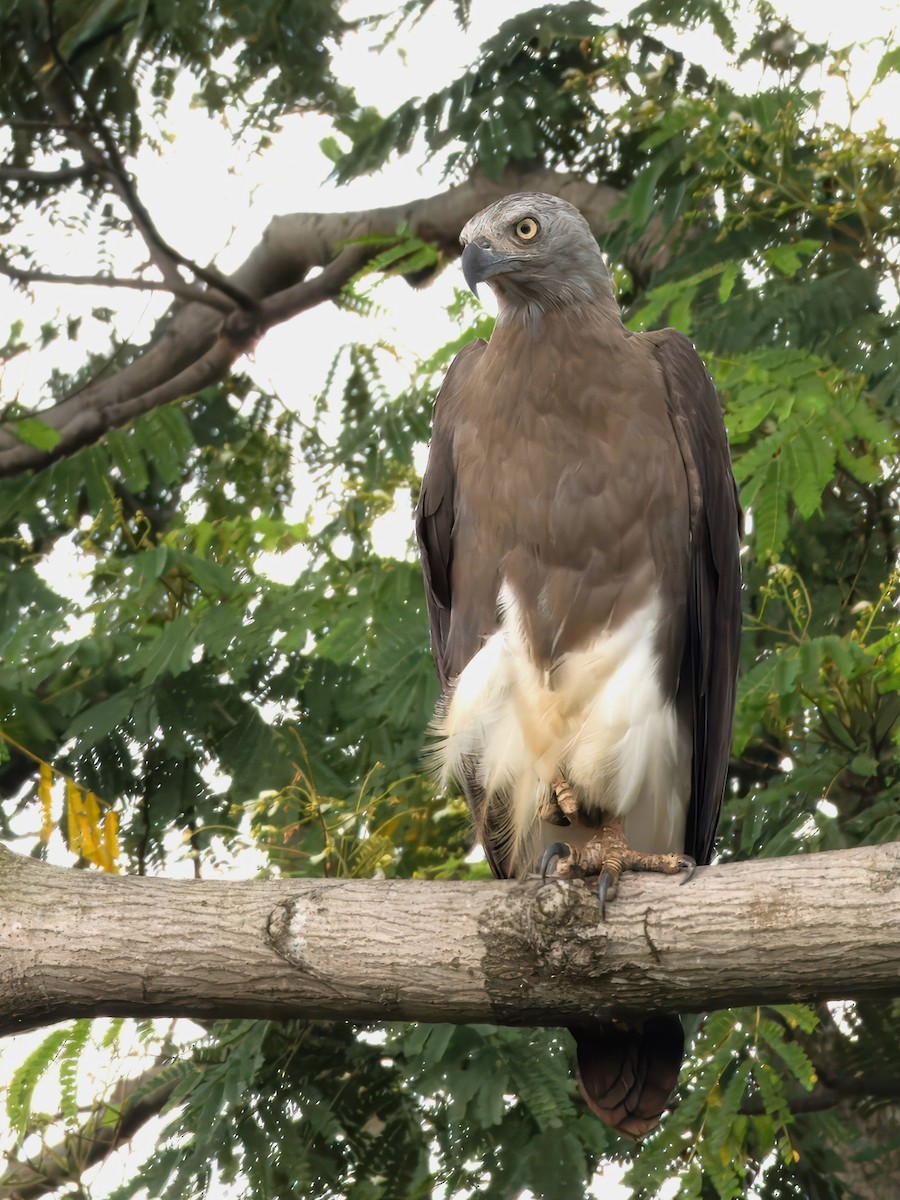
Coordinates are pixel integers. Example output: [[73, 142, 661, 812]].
[[597, 868, 619, 919], [678, 856, 697, 885], [539, 841, 571, 881]]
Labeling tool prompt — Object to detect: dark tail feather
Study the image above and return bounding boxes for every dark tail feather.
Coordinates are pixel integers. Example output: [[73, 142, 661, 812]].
[[572, 1015, 684, 1138]]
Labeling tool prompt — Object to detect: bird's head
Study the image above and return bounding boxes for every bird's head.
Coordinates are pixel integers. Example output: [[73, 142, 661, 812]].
[[459, 192, 617, 324]]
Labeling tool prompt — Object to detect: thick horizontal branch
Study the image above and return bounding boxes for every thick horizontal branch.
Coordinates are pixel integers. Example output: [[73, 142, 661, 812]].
[[0, 168, 658, 477], [1, 842, 899, 1038]]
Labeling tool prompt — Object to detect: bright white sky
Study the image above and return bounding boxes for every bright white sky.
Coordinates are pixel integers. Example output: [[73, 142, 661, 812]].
[[1, 1, 899, 1196]]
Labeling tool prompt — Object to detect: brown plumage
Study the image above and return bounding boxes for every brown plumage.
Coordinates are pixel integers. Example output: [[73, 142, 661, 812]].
[[416, 193, 741, 1137]]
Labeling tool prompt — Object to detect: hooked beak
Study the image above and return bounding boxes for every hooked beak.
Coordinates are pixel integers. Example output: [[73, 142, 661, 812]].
[[461, 240, 504, 296]]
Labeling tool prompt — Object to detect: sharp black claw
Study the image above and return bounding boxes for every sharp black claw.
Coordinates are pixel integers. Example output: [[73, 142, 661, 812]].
[[597, 869, 616, 919], [539, 841, 571, 881], [678, 856, 697, 885]]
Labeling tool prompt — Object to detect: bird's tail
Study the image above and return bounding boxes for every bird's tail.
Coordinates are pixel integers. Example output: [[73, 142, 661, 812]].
[[572, 1015, 684, 1138]]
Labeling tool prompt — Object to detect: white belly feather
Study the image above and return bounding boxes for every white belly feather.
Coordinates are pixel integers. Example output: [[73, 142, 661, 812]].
[[435, 586, 691, 873]]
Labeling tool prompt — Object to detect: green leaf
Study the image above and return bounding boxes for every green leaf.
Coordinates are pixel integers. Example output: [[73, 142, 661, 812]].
[[133, 616, 197, 686], [182, 552, 240, 599], [12, 418, 62, 451], [875, 45, 900, 82], [63, 691, 138, 746], [319, 135, 343, 163], [626, 156, 669, 232], [718, 261, 739, 302], [6, 1027, 71, 1137], [525, 1129, 589, 1195], [107, 427, 150, 493], [59, 1020, 93, 1127], [763, 240, 820, 277], [758, 1016, 817, 1090], [849, 752, 879, 776], [749, 458, 789, 562]]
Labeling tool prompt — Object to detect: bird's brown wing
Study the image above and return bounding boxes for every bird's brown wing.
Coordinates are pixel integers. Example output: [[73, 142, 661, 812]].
[[415, 337, 517, 875], [415, 337, 487, 692], [644, 328, 742, 866], [571, 331, 741, 1141]]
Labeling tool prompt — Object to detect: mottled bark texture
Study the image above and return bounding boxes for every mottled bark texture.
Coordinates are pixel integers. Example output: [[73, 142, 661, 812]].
[[1, 841, 899, 1037]]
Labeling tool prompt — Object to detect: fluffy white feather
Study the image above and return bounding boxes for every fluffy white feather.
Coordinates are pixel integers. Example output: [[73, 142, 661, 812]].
[[435, 587, 690, 872]]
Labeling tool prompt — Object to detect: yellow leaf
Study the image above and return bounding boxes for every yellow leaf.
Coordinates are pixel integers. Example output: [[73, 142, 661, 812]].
[[102, 809, 121, 874], [77, 811, 98, 857], [39, 763, 54, 844], [66, 779, 83, 854]]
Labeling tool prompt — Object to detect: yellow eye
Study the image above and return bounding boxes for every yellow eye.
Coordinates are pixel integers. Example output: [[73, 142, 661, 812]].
[[515, 217, 540, 241]]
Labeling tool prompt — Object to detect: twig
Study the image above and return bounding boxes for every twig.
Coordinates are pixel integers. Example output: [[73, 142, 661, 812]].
[[25, 2, 255, 314], [0, 257, 232, 308]]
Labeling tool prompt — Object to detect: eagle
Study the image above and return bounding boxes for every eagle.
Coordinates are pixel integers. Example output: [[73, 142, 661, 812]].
[[415, 192, 741, 1137]]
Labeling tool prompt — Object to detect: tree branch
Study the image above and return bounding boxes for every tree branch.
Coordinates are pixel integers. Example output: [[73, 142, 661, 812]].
[[0, 1063, 179, 1200], [23, 6, 250, 313], [741, 1073, 900, 1116], [0, 168, 650, 477], [1, 842, 898, 1038], [0, 258, 220, 304]]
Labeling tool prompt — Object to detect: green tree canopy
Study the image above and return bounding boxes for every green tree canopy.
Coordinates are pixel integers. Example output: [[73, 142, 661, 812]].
[[1, 0, 900, 1196]]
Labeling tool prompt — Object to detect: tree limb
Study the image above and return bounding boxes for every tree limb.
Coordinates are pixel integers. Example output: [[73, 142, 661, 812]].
[[741, 1073, 900, 1115], [23, 6, 247, 313], [1, 842, 898, 1038], [0, 1063, 179, 1200], [0, 168, 649, 477], [0, 258, 218, 304]]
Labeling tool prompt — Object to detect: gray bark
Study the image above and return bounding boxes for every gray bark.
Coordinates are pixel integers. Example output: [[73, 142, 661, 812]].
[[1, 841, 899, 1037]]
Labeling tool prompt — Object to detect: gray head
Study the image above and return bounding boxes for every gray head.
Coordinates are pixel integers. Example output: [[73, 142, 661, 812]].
[[459, 192, 617, 323]]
